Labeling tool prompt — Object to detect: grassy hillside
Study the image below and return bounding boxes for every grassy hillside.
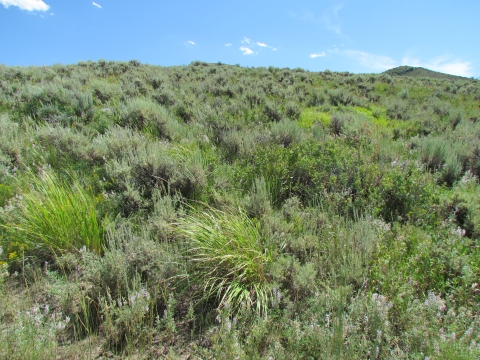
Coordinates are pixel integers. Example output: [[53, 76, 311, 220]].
[[0, 60, 480, 359], [384, 65, 472, 81]]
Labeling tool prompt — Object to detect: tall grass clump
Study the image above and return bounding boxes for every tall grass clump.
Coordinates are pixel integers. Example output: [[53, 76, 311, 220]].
[[176, 205, 273, 315], [1, 170, 102, 259]]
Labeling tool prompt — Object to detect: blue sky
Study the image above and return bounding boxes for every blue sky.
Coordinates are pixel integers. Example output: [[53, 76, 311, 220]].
[[1, 0, 478, 77]]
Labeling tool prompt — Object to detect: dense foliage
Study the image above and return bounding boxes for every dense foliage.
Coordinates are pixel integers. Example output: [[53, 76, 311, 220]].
[[0, 60, 479, 358]]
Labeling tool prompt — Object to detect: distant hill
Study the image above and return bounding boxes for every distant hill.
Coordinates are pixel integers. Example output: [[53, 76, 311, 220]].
[[384, 66, 470, 81]]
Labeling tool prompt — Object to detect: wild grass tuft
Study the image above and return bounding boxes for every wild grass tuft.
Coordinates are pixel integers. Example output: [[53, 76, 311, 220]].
[[1, 170, 102, 259], [176, 205, 273, 315]]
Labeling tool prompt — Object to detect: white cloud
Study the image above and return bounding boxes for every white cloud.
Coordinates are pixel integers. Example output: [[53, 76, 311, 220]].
[[92, 2, 101, 9], [0, 0, 49, 11], [343, 50, 397, 71], [240, 46, 254, 55], [187, 40, 195, 45], [225, 43, 232, 47], [322, 5, 343, 35], [256, 41, 277, 51], [402, 55, 473, 77], [310, 52, 326, 58], [238, 38, 276, 53]]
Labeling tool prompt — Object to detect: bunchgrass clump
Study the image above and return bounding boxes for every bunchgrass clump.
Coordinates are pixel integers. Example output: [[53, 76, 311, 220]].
[[1, 170, 102, 260], [176, 205, 273, 315]]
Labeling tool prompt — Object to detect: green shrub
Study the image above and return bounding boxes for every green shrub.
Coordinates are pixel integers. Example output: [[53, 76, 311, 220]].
[[430, 97, 452, 119], [330, 112, 350, 135], [386, 98, 409, 120], [328, 88, 353, 106], [373, 165, 436, 223], [270, 118, 303, 147], [420, 137, 447, 172], [118, 98, 169, 137], [0, 300, 62, 359], [243, 89, 265, 109], [0, 183, 13, 207], [284, 101, 301, 120], [244, 176, 272, 219], [263, 101, 283, 122], [398, 88, 409, 99], [91, 80, 121, 104], [441, 153, 463, 186]]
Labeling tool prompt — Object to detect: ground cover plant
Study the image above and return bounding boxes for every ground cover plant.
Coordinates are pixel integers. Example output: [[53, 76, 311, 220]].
[[0, 61, 479, 358]]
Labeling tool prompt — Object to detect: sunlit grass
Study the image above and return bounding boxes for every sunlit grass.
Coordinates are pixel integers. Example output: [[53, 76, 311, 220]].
[[1, 171, 102, 259], [176, 205, 273, 315], [298, 108, 331, 129]]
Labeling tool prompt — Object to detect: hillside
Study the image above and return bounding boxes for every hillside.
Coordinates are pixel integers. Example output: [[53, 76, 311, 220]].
[[384, 65, 471, 81], [0, 60, 479, 358]]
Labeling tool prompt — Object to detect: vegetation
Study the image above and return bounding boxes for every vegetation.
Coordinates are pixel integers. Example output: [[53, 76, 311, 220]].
[[384, 65, 471, 81], [0, 60, 479, 358]]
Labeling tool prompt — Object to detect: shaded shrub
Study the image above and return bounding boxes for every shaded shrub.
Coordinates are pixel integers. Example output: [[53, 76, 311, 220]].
[[244, 89, 265, 108], [284, 101, 301, 120], [90, 80, 121, 104], [270, 119, 303, 147], [306, 89, 326, 107], [244, 176, 272, 219], [330, 112, 350, 135], [386, 99, 409, 120], [420, 137, 447, 172], [73, 92, 95, 122], [441, 153, 463, 186], [118, 98, 169, 137], [328, 88, 353, 106], [173, 101, 193, 123], [263, 101, 283, 122], [373, 165, 436, 223], [152, 87, 176, 107]]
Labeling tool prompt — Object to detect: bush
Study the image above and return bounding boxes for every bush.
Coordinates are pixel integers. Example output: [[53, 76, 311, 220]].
[[244, 176, 272, 219], [373, 165, 436, 223], [284, 101, 301, 120], [386, 99, 409, 120], [263, 101, 283, 122], [118, 98, 170, 137], [330, 112, 349, 135], [72, 92, 95, 122], [90, 80, 121, 104], [270, 119, 303, 147], [328, 88, 353, 106], [420, 137, 447, 172], [441, 154, 463, 186]]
